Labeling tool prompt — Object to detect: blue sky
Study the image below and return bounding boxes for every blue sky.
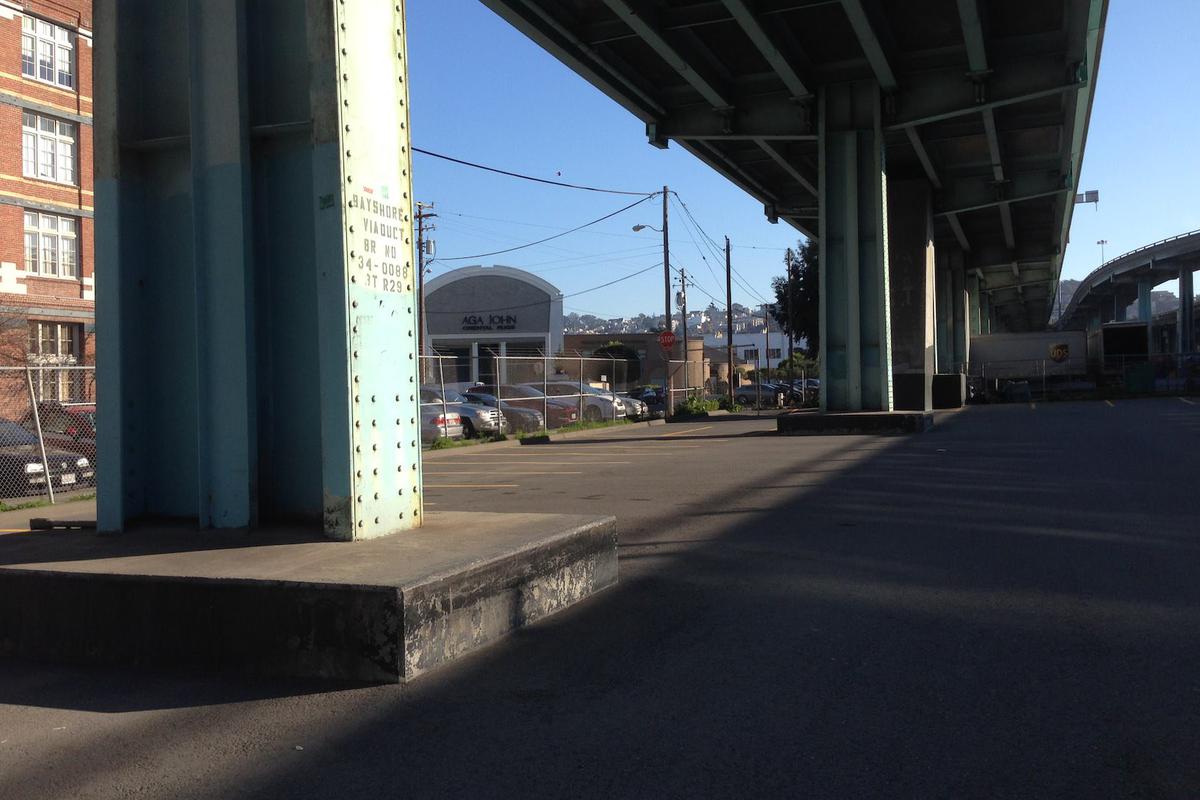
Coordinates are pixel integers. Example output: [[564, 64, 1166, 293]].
[[408, 0, 1198, 318]]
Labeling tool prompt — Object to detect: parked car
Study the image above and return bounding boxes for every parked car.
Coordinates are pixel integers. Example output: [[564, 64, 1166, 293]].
[[0, 419, 94, 495], [625, 386, 666, 418], [421, 387, 505, 439], [461, 389, 545, 433], [734, 383, 785, 407], [19, 402, 96, 462], [473, 384, 579, 429], [535, 381, 623, 422], [618, 393, 649, 420], [420, 406, 463, 445]]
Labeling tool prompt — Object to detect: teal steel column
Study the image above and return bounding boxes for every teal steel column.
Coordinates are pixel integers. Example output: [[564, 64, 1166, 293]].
[[1137, 281, 1153, 320], [1180, 266, 1195, 353], [967, 273, 981, 337], [950, 251, 968, 371], [818, 80, 892, 412], [95, 0, 422, 538], [979, 289, 992, 335], [935, 258, 952, 373], [189, 0, 256, 528]]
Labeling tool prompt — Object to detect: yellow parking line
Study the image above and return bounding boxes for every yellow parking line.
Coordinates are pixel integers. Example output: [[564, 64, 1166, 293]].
[[429, 460, 631, 466], [425, 483, 519, 489], [425, 471, 581, 475], [660, 425, 714, 436], [1104, 399, 1115, 407], [1180, 397, 1197, 405]]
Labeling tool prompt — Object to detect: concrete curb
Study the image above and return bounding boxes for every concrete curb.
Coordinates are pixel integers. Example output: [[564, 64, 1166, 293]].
[[424, 418, 666, 458]]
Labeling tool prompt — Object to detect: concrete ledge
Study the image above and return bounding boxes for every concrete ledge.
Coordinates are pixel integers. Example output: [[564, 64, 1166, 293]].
[[776, 410, 934, 435], [0, 511, 617, 683]]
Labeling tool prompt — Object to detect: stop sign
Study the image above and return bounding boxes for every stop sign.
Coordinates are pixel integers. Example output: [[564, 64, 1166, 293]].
[[658, 330, 677, 350]]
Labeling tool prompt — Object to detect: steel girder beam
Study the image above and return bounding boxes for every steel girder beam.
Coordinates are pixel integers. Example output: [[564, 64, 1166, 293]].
[[838, 0, 897, 91], [648, 97, 815, 140], [721, 0, 812, 100], [757, 139, 818, 196], [601, 0, 732, 110], [934, 170, 1066, 217], [479, 1, 664, 121]]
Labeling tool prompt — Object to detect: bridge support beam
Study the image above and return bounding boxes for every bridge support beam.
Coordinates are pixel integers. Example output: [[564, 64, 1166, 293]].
[[96, 0, 423, 538], [818, 81, 892, 412], [887, 179, 935, 411], [935, 259, 952, 373], [1181, 267, 1196, 354], [949, 251, 969, 370], [967, 273, 982, 337]]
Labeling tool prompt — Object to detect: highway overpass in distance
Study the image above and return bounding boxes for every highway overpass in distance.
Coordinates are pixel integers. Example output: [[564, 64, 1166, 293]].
[[481, 0, 1107, 412], [1056, 229, 1199, 356]]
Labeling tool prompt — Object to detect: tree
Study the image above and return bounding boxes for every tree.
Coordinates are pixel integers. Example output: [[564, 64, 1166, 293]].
[[770, 238, 819, 357]]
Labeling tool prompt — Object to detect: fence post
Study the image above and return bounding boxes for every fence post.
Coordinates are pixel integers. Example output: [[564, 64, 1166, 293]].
[[492, 354, 502, 434], [435, 356, 449, 439], [542, 353, 549, 432], [25, 366, 54, 504], [610, 355, 618, 421]]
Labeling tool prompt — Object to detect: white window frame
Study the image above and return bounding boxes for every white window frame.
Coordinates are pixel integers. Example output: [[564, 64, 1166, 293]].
[[28, 321, 83, 402], [21, 15, 75, 90], [22, 112, 76, 185], [24, 211, 79, 279]]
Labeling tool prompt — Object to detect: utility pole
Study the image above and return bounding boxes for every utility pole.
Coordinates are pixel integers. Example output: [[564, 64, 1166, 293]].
[[415, 202, 436, 372], [662, 186, 672, 415], [786, 247, 796, 395], [725, 237, 734, 406], [763, 303, 771, 384], [661, 186, 671, 335], [679, 265, 689, 390]]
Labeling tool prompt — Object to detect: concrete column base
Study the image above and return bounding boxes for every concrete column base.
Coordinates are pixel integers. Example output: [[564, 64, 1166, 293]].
[[0, 512, 618, 683], [932, 374, 967, 409]]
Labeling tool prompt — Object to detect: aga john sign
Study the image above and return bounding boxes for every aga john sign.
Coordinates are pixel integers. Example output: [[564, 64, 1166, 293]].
[[462, 313, 518, 332]]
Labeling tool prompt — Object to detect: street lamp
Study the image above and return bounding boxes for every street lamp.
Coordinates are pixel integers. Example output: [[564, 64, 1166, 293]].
[[1097, 239, 1109, 264], [631, 224, 661, 233]]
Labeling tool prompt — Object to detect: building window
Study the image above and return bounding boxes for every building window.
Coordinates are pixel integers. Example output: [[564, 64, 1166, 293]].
[[21, 16, 74, 89], [24, 212, 78, 278], [27, 321, 84, 401], [22, 112, 77, 185], [768, 348, 782, 360], [743, 348, 759, 361]]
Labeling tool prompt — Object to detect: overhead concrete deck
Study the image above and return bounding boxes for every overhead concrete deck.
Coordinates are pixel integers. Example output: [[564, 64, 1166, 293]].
[[0, 512, 618, 683]]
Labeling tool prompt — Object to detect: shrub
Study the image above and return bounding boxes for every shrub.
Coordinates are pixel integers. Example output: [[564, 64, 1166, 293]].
[[675, 395, 720, 416]]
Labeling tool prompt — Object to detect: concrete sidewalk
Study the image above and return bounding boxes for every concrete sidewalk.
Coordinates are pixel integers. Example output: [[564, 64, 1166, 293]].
[[0, 494, 94, 533]]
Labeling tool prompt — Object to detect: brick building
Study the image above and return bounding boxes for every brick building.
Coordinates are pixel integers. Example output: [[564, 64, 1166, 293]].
[[0, 0, 93, 402]]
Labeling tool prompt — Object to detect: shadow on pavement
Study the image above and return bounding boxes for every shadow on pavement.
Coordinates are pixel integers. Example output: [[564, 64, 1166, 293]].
[[3, 401, 1199, 798]]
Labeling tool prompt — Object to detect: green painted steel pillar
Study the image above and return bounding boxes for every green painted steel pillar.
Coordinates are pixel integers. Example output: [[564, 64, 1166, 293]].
[[818, 81, 892, 412], [1137, 281, 1153, 321], [96, 0, 422, 538], [949, 251, 968, 371], [1180, 267, 1196, 353], [887, 179, 935, 412], [967, 273, 982, 337], [979, 290, 992, 335], [935, 258, 952, 373]]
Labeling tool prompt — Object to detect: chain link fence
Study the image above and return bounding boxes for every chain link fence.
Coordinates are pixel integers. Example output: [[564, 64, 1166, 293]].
[[967, 353, 1199, 401], [0, 365, 95, 506], [418, 352, 645, 442]]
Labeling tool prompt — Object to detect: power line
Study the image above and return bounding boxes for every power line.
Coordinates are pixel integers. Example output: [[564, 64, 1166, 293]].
[[671, 192, 770, 304], [425, 261, 662, 314], [435, 194, 658, 262], [413, 147, 655, 197]]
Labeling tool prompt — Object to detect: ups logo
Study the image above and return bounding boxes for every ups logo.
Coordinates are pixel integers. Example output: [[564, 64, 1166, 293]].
[[1049, 343, 1070, 363]]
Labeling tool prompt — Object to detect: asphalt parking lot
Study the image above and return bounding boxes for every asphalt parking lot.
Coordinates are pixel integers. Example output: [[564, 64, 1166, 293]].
[[3, 398, 1200, 799]]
